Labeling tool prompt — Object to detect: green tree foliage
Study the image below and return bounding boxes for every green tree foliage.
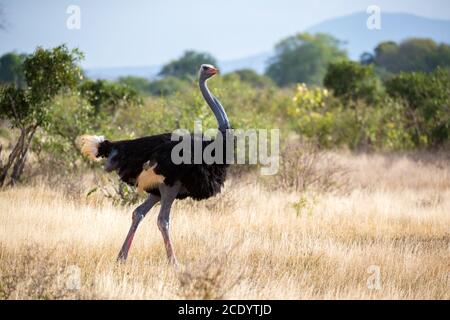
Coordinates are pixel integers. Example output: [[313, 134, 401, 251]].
[[324, 61, 382, 104], [0, 52, 27, 87], [35, 80, 142, 181], [385, 68, 450, 147], [147, 76, 188, 96], [113, 74, 285, 141], [289, 84, 412, 150], [117, 76, 190, 96], [34, 93, 95, 173], [117, 76, 151, 93], [79, 79, 141, 115], [224, 69, 274, 88], [365, 38, 450, 74], [0, 45, 83, 186], [265, 33, 347, 86], [159, 50, 217, 80]]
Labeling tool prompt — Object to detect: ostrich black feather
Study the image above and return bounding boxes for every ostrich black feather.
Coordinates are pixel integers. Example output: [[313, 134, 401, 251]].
[[96, 131, 230, 200]]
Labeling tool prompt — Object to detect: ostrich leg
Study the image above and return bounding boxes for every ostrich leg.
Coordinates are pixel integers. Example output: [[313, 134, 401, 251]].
[[157, 183, 181, 265], [117, 194, 160, 262]]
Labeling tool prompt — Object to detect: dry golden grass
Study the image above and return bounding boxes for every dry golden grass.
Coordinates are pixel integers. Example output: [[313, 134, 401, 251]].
[[0, 152, 449, 299]]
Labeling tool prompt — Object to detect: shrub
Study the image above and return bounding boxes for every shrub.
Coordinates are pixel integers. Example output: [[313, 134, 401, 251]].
[[273, 139, 348, 193], [147, 76, 189, 96], [324, 60, 383, 104], [223, 69, 275, 88], [385, 68, 450, 147], [288, 83, 414, 150], [79, 79, 142, 115]]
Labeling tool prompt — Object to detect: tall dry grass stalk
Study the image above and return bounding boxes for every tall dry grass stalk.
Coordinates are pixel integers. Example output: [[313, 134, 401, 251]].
[[0, 152, 449, 299]]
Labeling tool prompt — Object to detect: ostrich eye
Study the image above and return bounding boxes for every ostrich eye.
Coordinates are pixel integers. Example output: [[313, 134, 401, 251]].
[[203, 66, 208, 71]]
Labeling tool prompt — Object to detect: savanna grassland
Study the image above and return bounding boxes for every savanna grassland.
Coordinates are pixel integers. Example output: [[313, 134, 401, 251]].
[[1, 38, 450, 301], [1, 151, 449, 300]]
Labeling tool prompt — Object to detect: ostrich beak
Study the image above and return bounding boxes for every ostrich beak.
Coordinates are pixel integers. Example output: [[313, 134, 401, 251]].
[[208, 67, 219, 75]]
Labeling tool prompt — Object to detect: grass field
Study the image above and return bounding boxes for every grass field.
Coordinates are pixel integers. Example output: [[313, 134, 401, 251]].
[[0, 151, 449, 299]]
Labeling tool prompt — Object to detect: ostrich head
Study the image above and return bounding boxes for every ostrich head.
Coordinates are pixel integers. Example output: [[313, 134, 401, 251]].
[[199, 64, 218, 81]]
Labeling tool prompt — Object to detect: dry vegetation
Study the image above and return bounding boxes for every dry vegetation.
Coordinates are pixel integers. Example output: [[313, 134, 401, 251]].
[[0, 150, 449, 300]]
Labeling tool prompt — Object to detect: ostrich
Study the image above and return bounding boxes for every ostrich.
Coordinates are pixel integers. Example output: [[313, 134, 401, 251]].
[[77, 64, 230, 265]]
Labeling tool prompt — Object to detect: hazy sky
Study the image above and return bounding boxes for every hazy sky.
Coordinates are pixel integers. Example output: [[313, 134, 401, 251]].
[[1, 0, 450, 68]]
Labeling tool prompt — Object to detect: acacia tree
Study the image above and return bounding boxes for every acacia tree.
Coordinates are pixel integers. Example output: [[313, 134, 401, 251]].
[[266, 33, 347, 86], [364, 38, 450, 74], [0, 52, 27, 87], [0, 45, 83, 186], [159, 50, 217, 80]]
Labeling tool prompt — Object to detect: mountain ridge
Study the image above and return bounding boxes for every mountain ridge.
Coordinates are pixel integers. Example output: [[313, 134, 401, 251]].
[[86, 12, 450, 79], [307, 11, 450, 60]]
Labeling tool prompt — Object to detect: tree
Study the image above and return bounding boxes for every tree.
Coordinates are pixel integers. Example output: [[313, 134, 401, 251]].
[[368, 38, 450, 74], [0, 45, 83, 186], [385, 68, 450, 147], [0, 52, 27, 87], [224, 69, 274, 88], [79, 79, 141, 115], [360, 52, 375, 66], [116, 76, 189, 96], [117, 76, 151, 93], [147, 76, 188, 96], [324, 61, 382, 104], [159, 50, 217, 80], [265, 33, 347, 86]]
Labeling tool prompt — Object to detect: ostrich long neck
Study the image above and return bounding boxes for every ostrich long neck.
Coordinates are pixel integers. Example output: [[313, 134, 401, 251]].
[[199, 79, 230, 130]]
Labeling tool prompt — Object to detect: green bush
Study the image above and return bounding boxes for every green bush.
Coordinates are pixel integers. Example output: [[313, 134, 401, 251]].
[[33, 93, 96, 173], [324, 61, 383, 104], [385, 68, 450, 147], [223, 69, 275, 88], [117, 76, 151, 93], [288, 83, 413, 150], [79, 79, 142, 115], [147, 76, 189, 96]]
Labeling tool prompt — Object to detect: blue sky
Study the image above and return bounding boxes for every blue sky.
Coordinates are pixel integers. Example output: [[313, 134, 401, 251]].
[[1, 0, 450, 68]]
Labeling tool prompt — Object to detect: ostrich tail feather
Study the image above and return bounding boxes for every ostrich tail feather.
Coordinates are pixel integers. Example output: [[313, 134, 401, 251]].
[[76, 135, 105, 160]]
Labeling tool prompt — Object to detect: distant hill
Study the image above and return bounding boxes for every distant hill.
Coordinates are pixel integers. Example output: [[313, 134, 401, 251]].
[[86, 12, 450, 79], [307, 12, 450, 59]]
